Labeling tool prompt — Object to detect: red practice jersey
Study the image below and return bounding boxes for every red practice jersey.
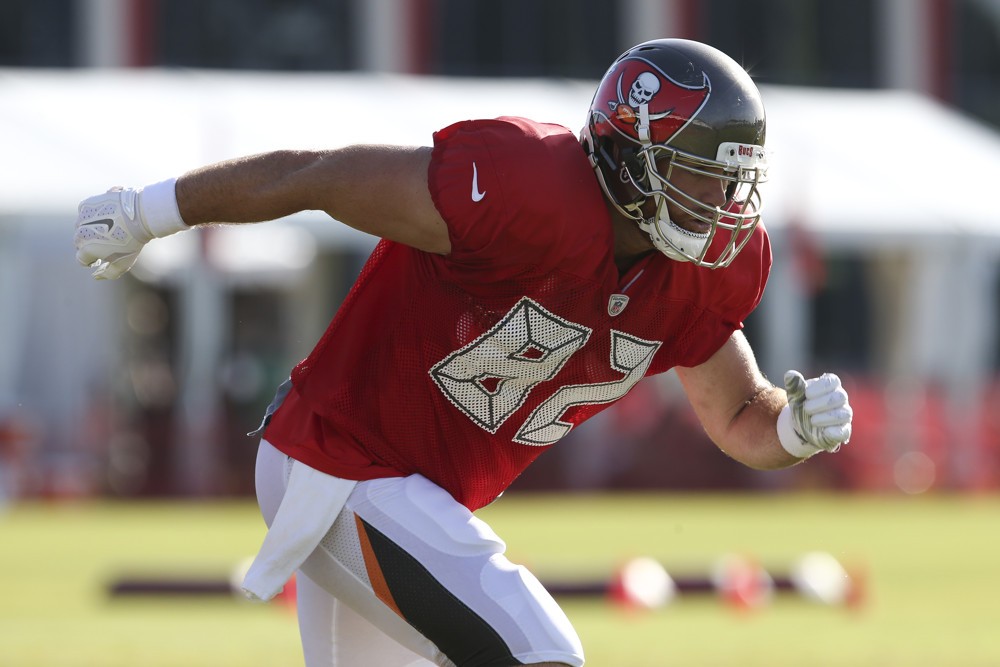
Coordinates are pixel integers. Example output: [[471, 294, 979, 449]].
[[264, 116, 772, 511]]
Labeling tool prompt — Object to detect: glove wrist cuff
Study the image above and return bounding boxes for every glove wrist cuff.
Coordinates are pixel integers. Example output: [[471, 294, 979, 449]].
[[139, 178, 188, 238], [777, 404, 818, 459]]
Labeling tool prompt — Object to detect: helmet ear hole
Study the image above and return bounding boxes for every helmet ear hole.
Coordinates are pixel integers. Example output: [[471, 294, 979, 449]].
[[619, 149, 647, 188], [590, 137, 648, 213]]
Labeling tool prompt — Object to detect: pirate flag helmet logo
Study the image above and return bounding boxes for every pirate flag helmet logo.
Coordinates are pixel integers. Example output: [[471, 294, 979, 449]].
[[595, 56, 711, 145]]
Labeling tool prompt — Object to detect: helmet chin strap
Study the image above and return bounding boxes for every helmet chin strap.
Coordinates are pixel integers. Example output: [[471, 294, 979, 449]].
[[638, 212, 709, 263]]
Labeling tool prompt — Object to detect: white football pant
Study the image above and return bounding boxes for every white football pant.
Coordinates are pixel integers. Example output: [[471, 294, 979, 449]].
[[254, 440, 584, 667]]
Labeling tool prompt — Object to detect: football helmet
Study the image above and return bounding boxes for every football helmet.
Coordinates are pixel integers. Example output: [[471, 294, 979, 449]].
[[581, 39, 768, 268]]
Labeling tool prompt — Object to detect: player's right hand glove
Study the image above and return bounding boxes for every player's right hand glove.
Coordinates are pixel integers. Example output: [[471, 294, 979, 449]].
[[74, 179, 187, 280], [777, 370, 853, 459], [74, 187, 153, 280]]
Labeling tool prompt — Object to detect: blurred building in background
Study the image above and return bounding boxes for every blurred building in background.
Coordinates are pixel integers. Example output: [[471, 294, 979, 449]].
[[2, 0, 1000, 498]]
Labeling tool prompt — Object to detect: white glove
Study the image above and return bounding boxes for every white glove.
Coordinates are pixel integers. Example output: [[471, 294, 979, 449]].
[[74, 179, 187, 280], [777, 370, 853, 458]]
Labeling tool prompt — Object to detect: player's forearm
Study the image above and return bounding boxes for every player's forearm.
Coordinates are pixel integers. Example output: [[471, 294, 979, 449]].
[[715, 385, 802, 470], [175, 150, 330, 226]]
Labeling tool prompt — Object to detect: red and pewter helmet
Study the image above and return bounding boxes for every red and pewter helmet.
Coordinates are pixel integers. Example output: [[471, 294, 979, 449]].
[[580, 39, 768, 269]]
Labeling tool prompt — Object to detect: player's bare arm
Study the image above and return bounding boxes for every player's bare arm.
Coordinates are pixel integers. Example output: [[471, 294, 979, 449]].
[[676, 331, 853, 467], [177, 144, 451, 254], [74, 145, 449, 280], [675, 331, 793, 469]]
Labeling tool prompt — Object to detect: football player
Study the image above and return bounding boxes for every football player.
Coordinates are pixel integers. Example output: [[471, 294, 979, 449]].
[[74, 39, 852, 667]]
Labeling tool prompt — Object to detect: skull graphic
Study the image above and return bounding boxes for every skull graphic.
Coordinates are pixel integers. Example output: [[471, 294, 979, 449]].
[[595, 57, 711, 143], [628, 72, 661, 107]]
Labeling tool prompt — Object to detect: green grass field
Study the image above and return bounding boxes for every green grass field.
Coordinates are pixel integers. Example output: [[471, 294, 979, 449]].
[[2, 492, 999, 666]]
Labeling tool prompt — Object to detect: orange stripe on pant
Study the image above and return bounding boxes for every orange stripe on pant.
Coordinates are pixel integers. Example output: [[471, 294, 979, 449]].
[[354, 513, 405, 618]]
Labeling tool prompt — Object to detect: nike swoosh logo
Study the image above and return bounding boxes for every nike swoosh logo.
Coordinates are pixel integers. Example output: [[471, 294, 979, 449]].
[[471, 162, 486, 202], [82, 218, 114, 234]]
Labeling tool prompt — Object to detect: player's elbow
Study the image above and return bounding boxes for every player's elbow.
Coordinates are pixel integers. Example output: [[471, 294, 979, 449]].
[[714, 435, 801, 471]]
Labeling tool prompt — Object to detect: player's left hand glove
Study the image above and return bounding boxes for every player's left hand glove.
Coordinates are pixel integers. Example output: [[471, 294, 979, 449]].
[[74, 179, 187, 280], [777, 371, 853, 459]]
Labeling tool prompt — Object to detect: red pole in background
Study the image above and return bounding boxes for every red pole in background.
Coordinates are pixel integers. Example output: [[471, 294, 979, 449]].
[[125, 0, 159, 67]]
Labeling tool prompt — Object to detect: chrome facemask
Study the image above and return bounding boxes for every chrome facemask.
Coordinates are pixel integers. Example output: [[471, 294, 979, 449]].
[[630, 141, 767, 268]]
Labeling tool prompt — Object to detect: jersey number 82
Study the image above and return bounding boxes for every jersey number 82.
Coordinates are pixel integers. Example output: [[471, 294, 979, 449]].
[[429, 297, 661, 446]]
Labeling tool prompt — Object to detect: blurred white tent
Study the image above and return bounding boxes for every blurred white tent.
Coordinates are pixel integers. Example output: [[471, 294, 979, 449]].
[[2, 69, 998, 492], [4, 68, 1000, 238]]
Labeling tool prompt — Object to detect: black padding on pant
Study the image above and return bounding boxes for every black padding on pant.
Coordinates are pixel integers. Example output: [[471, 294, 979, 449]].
[[359, 518, 524, 667]]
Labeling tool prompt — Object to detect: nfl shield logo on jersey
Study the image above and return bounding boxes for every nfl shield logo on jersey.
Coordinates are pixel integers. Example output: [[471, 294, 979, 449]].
[[608, 294, 629, 317]]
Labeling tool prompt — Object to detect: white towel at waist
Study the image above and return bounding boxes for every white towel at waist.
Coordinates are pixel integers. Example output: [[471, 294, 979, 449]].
[[242, 458, 357, 601]]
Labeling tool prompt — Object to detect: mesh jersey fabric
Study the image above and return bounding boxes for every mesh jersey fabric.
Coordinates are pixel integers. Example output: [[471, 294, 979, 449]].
[[264, 116, 772, 511]]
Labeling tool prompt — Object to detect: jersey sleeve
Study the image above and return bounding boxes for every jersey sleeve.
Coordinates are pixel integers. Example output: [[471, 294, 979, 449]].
[[719, 221, 772, 329], [656, 221, 772, 372], [427, 117, 594, 279]]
